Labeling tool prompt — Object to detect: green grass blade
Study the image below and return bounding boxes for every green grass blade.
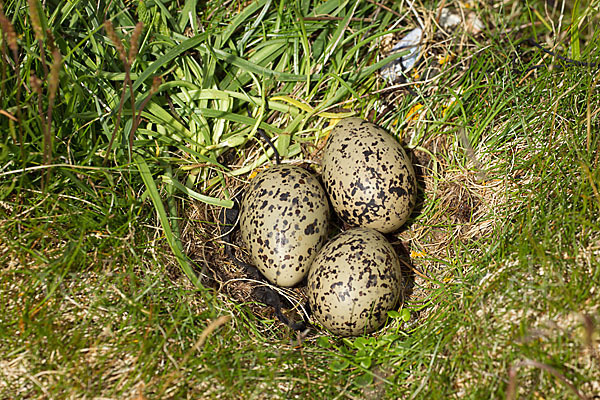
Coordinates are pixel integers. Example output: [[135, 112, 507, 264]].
[[195, 108, 284, 135], [571, 0, 581, 60], [178, 0, 198, 32], [198, 46, 320, 82], [160, 175, 234, 208], [238, 0, 273, 53], [134, 155, 202, 289], [131, 33, 209, 92], [135, 129, 227, 169], [219, 0, 268, 45], [321, 0, 355, 68]]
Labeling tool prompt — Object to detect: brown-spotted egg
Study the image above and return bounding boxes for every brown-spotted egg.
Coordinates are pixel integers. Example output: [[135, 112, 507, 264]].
[[307, 227, 403, 336], [239, 165, 330, 287], [321, 118, 417, 233]]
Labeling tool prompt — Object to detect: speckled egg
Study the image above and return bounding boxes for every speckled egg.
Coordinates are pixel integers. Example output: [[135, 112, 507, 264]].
[[307, 228, 403, 336], [321, 118, 417, 233], [239, 165, 330, 287]]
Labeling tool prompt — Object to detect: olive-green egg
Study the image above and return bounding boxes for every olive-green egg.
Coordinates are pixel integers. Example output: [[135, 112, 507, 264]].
[[321, 118, 417, 233], [239, 165, 330, 287], [307, 228, 403, 336]]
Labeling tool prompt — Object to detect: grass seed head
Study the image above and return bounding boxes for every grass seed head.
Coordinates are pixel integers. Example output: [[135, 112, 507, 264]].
[[30, 74, 42, 95], [128, 22, 144, 64], [45, 28, 56, 53], [104, 20, 127, 64], [27, 0, 44, 41], [150, 75, 161, 94], [0, 11, 18, 53], [48, 49, 61, 106]]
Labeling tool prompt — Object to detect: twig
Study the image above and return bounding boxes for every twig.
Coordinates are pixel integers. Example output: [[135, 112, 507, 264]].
[[256, 128, 281, 165], [507, 358, 590, 400], [503, 21, 543, 34], [103, 21, 128, 165], [102, 86, 128, 165], [0, 163, 108, 178], [320, 1, 361, 70], [458, 127, 488, 181], [103, 21, 145, 165], [158, 315, 232, 396], [296, 333, 313, 393], [435, 0, 447, 22], [126, 62, 135, 161], [191, 315, 232, 353], [30, 75, 49, 187], [27, 0, 48, 77], [581, 314, 599, 362], [515, 38, 599, 83], [0, 110, 17, 121], [587, 70, 600, 154], [22, 1, 63, 188], [405, 0, 425, 31], [366, 0, 402, 17], [126, 23, 144, 161], [133, 76, 162, 131], [398, 256, 431, 281]]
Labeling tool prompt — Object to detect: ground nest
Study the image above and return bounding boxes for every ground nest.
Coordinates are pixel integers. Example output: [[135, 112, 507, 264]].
[[177, 169, 417, 335], [173, 127, 504, 337]]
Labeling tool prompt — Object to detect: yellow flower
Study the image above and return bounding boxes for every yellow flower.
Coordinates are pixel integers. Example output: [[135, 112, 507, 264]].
[[438, 54, 453, 65], [249, 166, 268, 179], [410, 249, 427, 258], [406, 104, 424, 121]]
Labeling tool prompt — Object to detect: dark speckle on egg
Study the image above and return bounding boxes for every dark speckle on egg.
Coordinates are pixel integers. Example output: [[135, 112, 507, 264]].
[[321, 118, 417, 233], [307, 228, 403, 336]]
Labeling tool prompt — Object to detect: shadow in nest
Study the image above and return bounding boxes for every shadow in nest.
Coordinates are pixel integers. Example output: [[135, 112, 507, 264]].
[[387, 238, 416, 308]]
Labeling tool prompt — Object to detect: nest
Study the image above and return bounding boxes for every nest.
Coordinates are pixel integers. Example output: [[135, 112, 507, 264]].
[[176, 157, 420, 336]]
